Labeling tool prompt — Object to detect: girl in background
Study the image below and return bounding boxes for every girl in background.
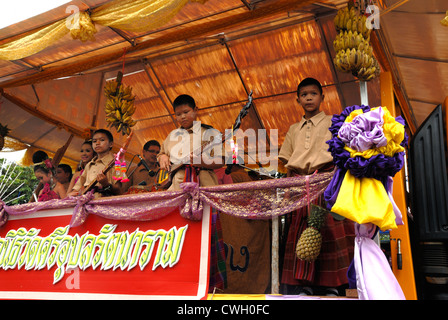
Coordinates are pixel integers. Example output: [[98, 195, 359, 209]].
[[33, 165, 67, 201], [67, 140, 96, 194]]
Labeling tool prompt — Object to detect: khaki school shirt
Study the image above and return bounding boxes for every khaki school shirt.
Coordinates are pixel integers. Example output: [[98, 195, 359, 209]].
[[159, 121, 221, 191], [72, 152, 116, 196], [279, 111, 333, 175]]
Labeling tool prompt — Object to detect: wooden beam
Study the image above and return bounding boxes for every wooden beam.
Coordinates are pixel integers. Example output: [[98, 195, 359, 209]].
[[0, 89, 86, 138], [0, 0, 314, 89]]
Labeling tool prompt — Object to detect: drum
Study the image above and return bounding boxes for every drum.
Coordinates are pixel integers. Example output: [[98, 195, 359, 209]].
[[126, 185, 151, 194]]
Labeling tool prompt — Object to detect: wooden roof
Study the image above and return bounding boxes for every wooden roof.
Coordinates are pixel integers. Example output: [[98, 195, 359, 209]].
[[1, 0, 444, 169]]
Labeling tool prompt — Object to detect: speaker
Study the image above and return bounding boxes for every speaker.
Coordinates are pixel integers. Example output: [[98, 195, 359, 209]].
[[409, 104, 448, 299]]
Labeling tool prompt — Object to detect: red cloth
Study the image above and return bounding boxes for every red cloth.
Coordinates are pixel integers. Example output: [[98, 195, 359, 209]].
[[38, 183, 60, 202]]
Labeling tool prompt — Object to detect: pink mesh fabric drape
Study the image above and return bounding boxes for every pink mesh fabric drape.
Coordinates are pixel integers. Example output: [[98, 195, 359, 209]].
[[0, 171, 334, 227]]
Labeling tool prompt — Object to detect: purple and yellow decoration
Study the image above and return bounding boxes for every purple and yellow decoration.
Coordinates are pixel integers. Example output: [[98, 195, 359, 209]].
[[324, 105, 408, 231]]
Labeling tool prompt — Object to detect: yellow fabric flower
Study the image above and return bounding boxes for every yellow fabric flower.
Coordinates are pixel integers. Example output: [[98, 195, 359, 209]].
[[331, 171, 397, 230]]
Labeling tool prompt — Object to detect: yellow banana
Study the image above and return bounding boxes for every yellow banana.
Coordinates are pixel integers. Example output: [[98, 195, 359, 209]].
[[105, 102, 114, 114], [349, 7, 356, 19], [346, 17, 352, 32], [334, 13, 340, 30], [344, 32, 350, 49], [115, 109, 121, 120], [342, 10, 348, 29], [346, 48, 353, 68], [120, 100, 129, 114], [361, 15, 368, 37], [348, 30, 353, 48], [358, 16, 363, 33]]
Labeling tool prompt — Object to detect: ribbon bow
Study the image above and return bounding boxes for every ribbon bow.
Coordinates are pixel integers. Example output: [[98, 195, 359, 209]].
[[179, 182, 203, 220], [69, 190, 95, 227], [0, 200, 9, 228]]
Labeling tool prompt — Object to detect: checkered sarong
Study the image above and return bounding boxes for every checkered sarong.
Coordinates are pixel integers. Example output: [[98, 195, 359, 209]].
[[281, 195, 355, 287]]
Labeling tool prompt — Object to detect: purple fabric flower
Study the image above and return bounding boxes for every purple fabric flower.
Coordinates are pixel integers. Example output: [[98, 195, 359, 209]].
[[338, 107, 387, 152], [324, 105, 408, 207]]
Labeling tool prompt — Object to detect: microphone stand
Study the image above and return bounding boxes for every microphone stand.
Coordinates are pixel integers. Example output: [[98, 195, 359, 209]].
[[127, 154, 157, 179]]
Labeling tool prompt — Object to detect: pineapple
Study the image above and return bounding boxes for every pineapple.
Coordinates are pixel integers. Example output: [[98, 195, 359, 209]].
[[0, 123, 10, 151], [295, 204, 327, 262]]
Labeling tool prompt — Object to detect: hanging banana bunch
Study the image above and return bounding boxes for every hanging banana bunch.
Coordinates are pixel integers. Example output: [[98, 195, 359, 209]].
[[333, 5, 380, 81], [104, 78, 137, 136]]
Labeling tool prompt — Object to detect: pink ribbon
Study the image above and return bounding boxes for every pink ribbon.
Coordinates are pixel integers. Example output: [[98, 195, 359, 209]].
[[179, 182, 203, 220], [70, 191, 95, 227]]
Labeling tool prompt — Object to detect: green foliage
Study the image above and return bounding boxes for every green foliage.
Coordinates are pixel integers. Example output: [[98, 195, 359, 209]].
[[0, 158, 38, 205]]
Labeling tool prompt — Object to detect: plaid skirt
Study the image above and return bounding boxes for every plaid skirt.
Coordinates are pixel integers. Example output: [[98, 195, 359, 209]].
[[281, 195, 355, 287], [183, 165, 227, 292], [209, 208, 227, 292]]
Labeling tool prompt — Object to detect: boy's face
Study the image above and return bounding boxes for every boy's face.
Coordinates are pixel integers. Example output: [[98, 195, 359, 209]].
[[297, 84, 324, 118], [56, 168, 70, 183], [175, 104, 197, 130], [92, 133, 113, 155]]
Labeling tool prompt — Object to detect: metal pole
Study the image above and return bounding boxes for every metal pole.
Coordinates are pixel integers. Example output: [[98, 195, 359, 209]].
[[271, 216, 279, 294], [359, 80, 381, 246], [360, 80, 369, 106]]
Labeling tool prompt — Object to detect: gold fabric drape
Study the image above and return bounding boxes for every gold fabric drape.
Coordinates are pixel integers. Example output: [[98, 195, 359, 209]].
[[0, 21, 68, 61], [0, 0, 208, 61], [442, 11, 448, 27], [91, 0, 205, 33]]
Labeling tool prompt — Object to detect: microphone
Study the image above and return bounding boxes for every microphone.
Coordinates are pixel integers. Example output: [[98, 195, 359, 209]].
[[137, 155, 156, 177]]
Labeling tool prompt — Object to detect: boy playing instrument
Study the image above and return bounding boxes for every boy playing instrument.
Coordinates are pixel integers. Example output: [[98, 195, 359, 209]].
[[158, 94, 227, 292], [158, 94, 224, 190], [68, 129, 122, 197]]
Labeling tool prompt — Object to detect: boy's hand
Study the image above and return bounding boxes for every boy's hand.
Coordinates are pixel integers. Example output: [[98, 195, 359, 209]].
[[97, 173, 109, 187], [158, 154, 171, 171], [67, 190, 80, 197]]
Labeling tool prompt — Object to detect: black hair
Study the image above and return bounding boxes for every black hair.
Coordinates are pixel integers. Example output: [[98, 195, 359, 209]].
[[297, 77, 323, 96], [172, 94, 196, 111], [143, 140, 161, 151], [58, 163, 73, 181], [82, 139, 93, 147], [32, 150, 49, 164], [92, 129, 113, 143], [34, 165, 50, 174], [81, 139, 97, 156]]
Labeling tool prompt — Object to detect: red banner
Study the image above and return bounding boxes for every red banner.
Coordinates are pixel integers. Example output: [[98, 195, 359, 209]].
[[0, 205, 211, 299]]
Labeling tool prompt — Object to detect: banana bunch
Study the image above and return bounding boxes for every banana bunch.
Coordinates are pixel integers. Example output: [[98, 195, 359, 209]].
[[334, 6, 371, 39], [332, 5, 379, 81], [334, 48, 379, 81], [333, 30, 372, 54], [104, 80, 137, 135], [353, 57, 380, 81]]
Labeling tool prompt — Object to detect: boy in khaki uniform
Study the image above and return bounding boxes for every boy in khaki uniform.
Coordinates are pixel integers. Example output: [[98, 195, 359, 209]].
[[158, 94, 223, 190], [158, 94, 227, 291], [68, 129, 122, 198], [279, 78, 354, 296]]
